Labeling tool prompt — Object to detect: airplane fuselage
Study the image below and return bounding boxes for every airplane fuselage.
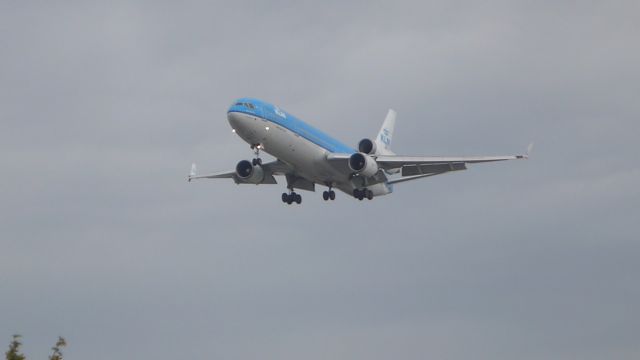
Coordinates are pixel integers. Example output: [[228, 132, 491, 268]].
[[227, 99, 392, 196], [189, 98, 528, 204]]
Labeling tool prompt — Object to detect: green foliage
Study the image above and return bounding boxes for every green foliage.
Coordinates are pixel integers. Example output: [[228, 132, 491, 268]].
[[5, 335, 66, 360], [5, 335, 26, 360], [48, 337, 66, 360]]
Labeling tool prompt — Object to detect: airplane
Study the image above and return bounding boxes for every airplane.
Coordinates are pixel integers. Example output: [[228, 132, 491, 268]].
[[188, 98, 531, 204]]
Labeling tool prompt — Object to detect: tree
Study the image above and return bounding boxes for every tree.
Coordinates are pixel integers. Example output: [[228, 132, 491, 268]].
[[48, 337, 66, 360], [5, 335, 26, 360], [5, 335, 66, 360]]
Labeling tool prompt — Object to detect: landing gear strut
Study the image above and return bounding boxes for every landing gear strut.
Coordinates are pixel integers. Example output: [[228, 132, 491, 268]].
[[353, 188, 373, 201], [251, 144, 262, 166], [282, 189, 302, 205]]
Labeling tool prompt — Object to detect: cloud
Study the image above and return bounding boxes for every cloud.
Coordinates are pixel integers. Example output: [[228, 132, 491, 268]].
[[1, 1, 639, 359]]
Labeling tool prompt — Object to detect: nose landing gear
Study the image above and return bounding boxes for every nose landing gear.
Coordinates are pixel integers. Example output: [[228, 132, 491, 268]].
[[251, 144, 263, 166]]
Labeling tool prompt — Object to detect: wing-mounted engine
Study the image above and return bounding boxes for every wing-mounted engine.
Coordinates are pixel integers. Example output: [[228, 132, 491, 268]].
[[348, 152, 379, 177], [235, 160, 265, 184], [358, 138, 377, 155]]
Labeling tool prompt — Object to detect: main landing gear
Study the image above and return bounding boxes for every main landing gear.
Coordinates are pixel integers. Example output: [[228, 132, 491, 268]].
[[251, 144, 262, 166], [322, 184, 336, 201], [353, 188, 373, 201], [282, 190, 302, 205], [322, 190, 336, 201]]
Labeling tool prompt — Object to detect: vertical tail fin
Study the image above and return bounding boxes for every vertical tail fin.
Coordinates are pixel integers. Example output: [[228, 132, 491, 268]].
[[375, 109, 396, 155]]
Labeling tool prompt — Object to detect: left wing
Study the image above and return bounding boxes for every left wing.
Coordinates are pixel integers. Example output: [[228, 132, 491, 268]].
[[327, 143, 531, 180], [376, 143, 532, 175], [376, 153, 526, 176]]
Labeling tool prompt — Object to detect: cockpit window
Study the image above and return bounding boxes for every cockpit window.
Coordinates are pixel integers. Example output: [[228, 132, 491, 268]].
[[233, 102, 255, 109]]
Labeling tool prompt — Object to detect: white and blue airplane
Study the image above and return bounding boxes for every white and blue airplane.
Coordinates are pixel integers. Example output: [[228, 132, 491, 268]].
[[189, 98, 531, 204]]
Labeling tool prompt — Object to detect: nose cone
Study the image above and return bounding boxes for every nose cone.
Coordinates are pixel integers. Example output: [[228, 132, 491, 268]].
[[227, 111, 243, 130]]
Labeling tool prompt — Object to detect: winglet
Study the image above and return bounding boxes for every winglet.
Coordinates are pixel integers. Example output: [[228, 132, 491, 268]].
[[515, 142, 534, 159], [525, 142, 534, 159], [188, 163, 197, 182]]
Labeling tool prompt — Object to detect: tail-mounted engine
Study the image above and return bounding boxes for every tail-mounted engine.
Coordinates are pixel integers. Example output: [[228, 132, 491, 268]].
[[357, 138, 377, 154], [348, 152, 379, 177], [235, 160, 265, 184]]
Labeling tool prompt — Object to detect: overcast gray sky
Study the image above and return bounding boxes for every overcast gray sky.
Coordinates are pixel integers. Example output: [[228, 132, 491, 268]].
[[1, 1, 639, 359]]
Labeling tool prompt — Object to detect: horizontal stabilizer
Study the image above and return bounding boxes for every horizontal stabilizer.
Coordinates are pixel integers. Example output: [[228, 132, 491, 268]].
[[401, 162, 466, 176], [387, 173, 442, 185]]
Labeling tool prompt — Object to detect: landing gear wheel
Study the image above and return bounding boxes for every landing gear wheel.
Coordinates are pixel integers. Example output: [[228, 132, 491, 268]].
[[329, 190, 335, 200], [283, 191, 301, 205], [322, 191, 329, 201], [353, 188, 367, 201]]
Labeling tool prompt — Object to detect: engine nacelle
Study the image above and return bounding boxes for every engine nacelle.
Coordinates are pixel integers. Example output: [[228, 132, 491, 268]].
[[235, 160, 265, 184], [348, 152, 379, 177], [358, 138, 377, 154]]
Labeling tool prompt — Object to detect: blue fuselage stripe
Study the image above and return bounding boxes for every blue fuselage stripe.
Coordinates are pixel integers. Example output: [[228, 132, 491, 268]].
[[228, 100, 354, 154]]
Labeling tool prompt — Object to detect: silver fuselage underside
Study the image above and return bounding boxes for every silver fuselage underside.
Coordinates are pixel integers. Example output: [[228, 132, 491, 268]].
[[227, 111, 391, 196]]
